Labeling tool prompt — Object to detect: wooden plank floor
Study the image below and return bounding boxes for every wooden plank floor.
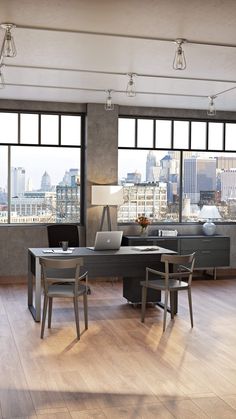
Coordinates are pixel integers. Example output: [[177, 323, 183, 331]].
[[1, 279, 236, 418]]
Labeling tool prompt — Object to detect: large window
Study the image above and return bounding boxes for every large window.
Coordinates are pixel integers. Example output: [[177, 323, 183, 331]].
[[118, 116, 236, 223], [0, 111, 83, 224]]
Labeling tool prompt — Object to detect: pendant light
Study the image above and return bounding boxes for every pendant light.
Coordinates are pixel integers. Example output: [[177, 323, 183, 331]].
[[126, 73, 136, 97], [0, 23, 17, 57], [207, 95, 217, 116], [104, 89, 114, 111], [173, 39, 186, 70]]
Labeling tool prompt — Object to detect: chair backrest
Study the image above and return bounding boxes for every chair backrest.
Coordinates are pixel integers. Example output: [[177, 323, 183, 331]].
[[40, 257, 84, 292], [47, 224, 79, 247], [160, 253, 196, 286]]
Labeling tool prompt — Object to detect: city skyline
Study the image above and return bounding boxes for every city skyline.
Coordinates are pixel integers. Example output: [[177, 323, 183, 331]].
[[0, 146, 80, 191]]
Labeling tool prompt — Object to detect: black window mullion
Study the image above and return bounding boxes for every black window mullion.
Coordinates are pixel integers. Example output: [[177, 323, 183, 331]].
[[18, 113, 20, 144], [135, 118, 138, 148], [7, 145, 11, 224], [153, 119, 156, 148], [179, 150, 183, 223], [206, 122, 209, 151], [223, 122, 226, 151], [80, 115, 86, 227], [58, 114, 61, 146], [38, 114, 41, 145], [188, 121, 191, 150], [171, 120, 174, 149]]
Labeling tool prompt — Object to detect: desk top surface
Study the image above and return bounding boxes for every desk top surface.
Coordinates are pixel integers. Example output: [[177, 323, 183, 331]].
[[123, 234, 228, 239], [29, 246, 176, 258]]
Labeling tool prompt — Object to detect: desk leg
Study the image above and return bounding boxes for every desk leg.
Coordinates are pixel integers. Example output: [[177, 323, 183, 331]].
[[28, 255, 41, 322], [156, 291, 178, 315], [28, 252, 33, 307]]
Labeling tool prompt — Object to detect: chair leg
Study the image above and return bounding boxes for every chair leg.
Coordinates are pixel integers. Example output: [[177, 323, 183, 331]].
[[48, 297, 53, 328], [170, 291, 175, 319], [73, 296, 80, 340], [163, 290, 169, 332], [41, 295, 48, 339], [188, 288, 194, 328], [141, 286, 147, 323], [83, 293, 88, 330]]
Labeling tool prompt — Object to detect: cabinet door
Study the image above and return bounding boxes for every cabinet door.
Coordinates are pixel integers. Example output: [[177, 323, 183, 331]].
[[180, 237, 230, 268]]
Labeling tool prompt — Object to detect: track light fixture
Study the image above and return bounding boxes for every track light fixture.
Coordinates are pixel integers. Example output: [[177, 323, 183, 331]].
[[0, 23, 17, 58], [173, 39, 186, 70], [0, 65, 5, 88], [126, 73, 136, 97], [207, 95, 217, 116], [104, 89, 114, 111]]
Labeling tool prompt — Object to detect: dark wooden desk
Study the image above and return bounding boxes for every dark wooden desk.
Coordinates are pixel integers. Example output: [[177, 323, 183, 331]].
[[28, 246, 176, 321]]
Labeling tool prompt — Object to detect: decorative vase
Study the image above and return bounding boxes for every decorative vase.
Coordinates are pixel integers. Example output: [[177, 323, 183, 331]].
[[203, 220, 216, 236], [140, 226, 148, 237]]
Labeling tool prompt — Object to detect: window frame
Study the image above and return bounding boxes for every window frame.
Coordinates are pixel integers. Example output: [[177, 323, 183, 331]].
[[118, 115, 236, 225], [0, 110, 85, 225]]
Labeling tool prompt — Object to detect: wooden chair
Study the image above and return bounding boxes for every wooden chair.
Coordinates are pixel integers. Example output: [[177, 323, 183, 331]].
[[40, 257, 88, 339], [141, 253, 195, 332]]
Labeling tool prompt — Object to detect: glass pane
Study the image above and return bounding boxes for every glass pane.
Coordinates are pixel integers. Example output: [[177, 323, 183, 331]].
[[20, 114, 39, 144], [10, 146, 80, 223], [191, 122, 206, 150], [182, 151, 236, 222], [173, 121, 189, 149], [0, 146, 8, 223], [208, 122, 223, 150], [61, 115, 81, 146], [155, 120, 172, 148], [225, 123, 236, 151], [118, 149, 180, 223], [137, 119, 153, 148], [41, 115, 59, 145], [118, 118, 135, 147], [0, 113, 18, 143]]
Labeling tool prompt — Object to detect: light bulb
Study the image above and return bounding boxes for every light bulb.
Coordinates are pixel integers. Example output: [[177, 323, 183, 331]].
[[104, 90, 114, 111], [126, 73, 136, 97], [1, 23, 17, 57], [207, 96, 216, 116], [173, 39, 186, 70]]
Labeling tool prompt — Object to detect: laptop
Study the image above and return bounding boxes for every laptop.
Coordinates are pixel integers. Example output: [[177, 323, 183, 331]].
[[87, 231, 123, 251]]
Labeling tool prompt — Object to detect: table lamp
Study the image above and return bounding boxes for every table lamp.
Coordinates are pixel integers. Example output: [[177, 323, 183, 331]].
[[91, 185, 123, 230], [199, 205, 221, 236]]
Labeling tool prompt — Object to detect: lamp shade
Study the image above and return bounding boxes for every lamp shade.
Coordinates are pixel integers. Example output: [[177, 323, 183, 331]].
[[91, 185, 123, 206], [199, 205, 221, 220]]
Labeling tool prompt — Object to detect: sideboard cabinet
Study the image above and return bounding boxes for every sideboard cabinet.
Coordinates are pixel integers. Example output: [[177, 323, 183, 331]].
[[121, 235, 230, 303]]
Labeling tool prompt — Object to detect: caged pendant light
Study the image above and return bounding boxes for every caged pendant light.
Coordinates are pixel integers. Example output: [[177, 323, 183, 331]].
[[173, 38, 186, 70], [126, 73, 136, 97], [0, 23, 17, 57], [104, 89, 114, 111], [0, 65, 5, 88], [207, 95, 217, 116]]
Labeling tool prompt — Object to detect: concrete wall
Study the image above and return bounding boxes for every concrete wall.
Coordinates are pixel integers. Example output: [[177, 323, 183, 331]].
[[0, 99, 236, 277]]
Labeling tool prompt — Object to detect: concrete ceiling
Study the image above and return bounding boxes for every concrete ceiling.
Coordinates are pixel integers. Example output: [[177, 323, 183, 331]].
[[0, 0, 236, 112]]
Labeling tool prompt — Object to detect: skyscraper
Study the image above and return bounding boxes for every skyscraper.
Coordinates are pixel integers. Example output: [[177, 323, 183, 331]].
[[184, 158, 216, 203], [146, 151, 157, 182], [11, 167, 26, 197], [41, 171, 51, 191]]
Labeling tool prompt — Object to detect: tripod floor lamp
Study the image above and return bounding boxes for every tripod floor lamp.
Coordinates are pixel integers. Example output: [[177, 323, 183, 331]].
[[91, 185, 123, 231]]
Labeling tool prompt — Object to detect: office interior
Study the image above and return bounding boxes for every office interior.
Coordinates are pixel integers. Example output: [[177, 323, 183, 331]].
[[1, 1, 236, 418]]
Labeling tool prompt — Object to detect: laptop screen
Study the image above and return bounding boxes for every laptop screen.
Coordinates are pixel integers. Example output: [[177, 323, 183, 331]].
[[92, 231, 123, 250]]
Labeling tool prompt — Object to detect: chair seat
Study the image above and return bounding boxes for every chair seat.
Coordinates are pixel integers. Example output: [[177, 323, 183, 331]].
[[140, 278, 189, 291], [47, 283, 87, 298]]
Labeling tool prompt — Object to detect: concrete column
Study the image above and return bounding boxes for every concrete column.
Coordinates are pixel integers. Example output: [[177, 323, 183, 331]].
[[86, 103, 119, 245]]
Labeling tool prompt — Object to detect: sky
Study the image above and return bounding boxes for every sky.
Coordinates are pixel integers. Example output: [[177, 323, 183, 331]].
[[0, 146, 80, 191]]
